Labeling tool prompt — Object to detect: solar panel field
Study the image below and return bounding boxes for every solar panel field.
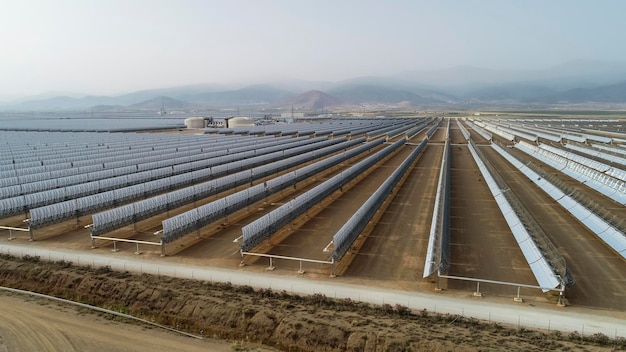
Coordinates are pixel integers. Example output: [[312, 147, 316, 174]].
[[1, 115, 625, 312]]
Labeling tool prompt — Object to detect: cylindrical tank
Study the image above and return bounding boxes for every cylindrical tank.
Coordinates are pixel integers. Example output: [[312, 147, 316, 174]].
[[184, 117, 206, 129], [226, 116, 256, 128]]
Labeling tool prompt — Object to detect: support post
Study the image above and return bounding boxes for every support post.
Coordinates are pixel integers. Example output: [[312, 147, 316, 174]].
[[135, 242, 142, 255], [266, 257, 275, 271], [473, 282, 482, 297], [28, 227, 34, 241], [557, 291, 566, 307], [514, 287, 523, 302], [160, 243, 165, 257], [435, 275, 443, 291], [8, 229, 14, 241], [239, 251, 246, 267], [112, 241, 119, 252], [297, 260, 305, 275]]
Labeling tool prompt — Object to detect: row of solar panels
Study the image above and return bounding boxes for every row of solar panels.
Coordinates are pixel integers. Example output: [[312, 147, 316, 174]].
[[0, 130, 234, 163], [512, 119, 619, 143], [456, 120, 470, 140], [27, 137, 350, 228], [407, 121, 428, 138], [91, 137, 372, 238], [469, 142, 562, 291], [517, 123, 588, 143], [332, 137, 428, 262], [539, 143, 626, 180], [565, 144, 626, 169], [497, 125, 538, 142], [366, 122, 412, 139], [481, 119, 616, 144], [0, 134, 281, 173], [505, 123, 562, 143], [211, 118, 424, 137], [164, 184, 268, 241], [530, 124, 587, 143], [514, 141, 626, 205], [214, 119, 421, 138], [1, 118, 424, 169], [492, 143, 626, 260], [424, 121, 451, 278], [593, 143, 626, 157], [479, 122, 516, 142], [550, 144, 626, 180], [0, 119, 423, 177], [482, 124, 626, 169], [0, 136, 314, 195], [5, 137, 345, 221], [0, 134, 294, 178], [0, 133, 235, 166], [0, 120, 371, 163], [321, 120, 417, 138], [464, 120, 493, 141], [240, 137, 408, 253]]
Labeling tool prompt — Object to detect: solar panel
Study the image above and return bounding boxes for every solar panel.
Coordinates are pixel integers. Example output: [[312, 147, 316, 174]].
[[493, 143, 626, 259], [469, 143, 561, 290]]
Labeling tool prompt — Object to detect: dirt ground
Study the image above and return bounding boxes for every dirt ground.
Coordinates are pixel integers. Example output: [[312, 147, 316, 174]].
[[0, 256, 622, 352], [0, 293, 254, 352]]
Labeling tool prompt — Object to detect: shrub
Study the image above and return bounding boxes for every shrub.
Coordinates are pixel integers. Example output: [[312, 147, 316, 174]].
[[21, 255, 40, 263]]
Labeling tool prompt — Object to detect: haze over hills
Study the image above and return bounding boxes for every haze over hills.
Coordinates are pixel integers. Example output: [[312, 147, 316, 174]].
[[278, 90, 342, 110], [2, 61, 626, 111]]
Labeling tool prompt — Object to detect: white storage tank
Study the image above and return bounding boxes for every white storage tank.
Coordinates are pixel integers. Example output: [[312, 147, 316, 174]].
[[225, 116, 256, 128], [184, 117, 211, 129]]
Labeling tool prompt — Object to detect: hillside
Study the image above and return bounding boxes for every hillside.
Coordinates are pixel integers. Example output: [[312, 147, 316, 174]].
[[533, 81, 626, 104], [4, 60, 626, 111], [185, 85, 293, 106], [128, 96, 195, 109], [276, 90, 343, 109], [329, 85, 444, 105]]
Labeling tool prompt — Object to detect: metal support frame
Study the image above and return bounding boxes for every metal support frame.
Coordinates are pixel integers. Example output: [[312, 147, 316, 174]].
[[1, 226, 30, 241], [240, 251, 333, 275], [439, 272, 566, 304], [86, 226, 162, 254]]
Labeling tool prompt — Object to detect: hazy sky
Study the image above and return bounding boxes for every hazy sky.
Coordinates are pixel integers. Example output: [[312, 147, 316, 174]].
[[2, 0, 625, 97]]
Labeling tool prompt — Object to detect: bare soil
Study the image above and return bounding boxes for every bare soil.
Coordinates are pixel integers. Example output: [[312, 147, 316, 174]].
[[0, 255, 623, 352]]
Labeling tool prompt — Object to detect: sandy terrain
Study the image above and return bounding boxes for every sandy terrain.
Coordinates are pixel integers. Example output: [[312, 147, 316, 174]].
[[0, 293, 271, 352]]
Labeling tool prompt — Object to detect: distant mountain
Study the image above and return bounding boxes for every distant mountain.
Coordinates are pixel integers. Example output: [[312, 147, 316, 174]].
[[91, 104, 126, 112], [185, 85, 293, 106], [277, 90, 343, 110], [12, 95, 117, 111], [462, 84, 558, 102], [532, 81, 626, 104], [394, 60, 626, 94], [113, 83, 228, 106], [128, 96, 196, 109], [2, 84, 293, 111], [328, 85, 444, 105], [5, 60, 626, 111]]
